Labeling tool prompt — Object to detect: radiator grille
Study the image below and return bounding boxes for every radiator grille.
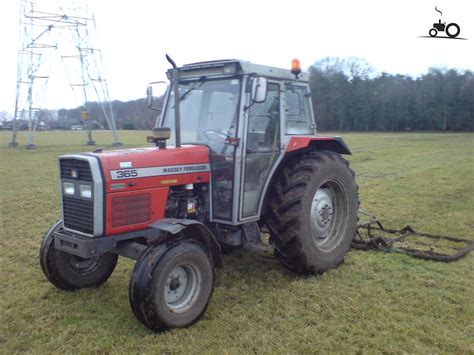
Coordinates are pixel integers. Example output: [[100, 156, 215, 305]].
[[112, 194, 151, 227], [63, 197, 94, 234], [60, 158, 95, 235], [60, 159, 93, 181]]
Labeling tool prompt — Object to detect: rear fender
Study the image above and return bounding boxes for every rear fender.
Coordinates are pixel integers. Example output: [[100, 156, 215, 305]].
[[286, 136, 351, 155], [148, 218, 223, 268]]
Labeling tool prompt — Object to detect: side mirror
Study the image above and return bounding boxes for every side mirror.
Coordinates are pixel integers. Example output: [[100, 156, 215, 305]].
[[146, 81, 168, 111], [251, 77, 267, 104], [146, 86, 153, 107]]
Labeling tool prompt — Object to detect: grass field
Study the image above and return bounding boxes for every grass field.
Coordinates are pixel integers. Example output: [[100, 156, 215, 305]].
[[0, 130, 473, 353]]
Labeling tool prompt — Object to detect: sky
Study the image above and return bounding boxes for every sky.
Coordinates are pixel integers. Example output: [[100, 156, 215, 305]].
[[0, 0, 473, 114]]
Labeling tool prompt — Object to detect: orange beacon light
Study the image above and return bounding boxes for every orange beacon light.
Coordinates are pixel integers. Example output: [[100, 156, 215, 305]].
[[291, 58, 302, 77]]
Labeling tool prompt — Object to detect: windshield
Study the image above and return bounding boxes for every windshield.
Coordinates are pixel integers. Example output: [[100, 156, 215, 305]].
[[162, 78, 241, 149]]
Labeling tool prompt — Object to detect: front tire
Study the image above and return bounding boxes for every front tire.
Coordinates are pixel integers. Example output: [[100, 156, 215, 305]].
[[129, 240, 215, 332], [39, 220, 118, 290], [267, 151, 358, 274]]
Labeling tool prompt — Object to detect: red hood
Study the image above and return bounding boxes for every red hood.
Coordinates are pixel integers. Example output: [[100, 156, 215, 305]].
[[90, 144, 211, 195], [94, 145, 210, 171]]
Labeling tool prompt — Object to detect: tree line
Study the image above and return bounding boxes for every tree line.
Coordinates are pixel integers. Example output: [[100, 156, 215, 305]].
[[55, 98, 161, 130], [309, 57, 473, 131], [9, 57, 471, 132]]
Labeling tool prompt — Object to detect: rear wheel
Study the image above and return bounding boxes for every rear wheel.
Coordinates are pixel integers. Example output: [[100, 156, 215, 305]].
[[267, 151, 358, 274], [39, 220, 118, 290], [129, 240, 215, 332], [446, 23, 460, 38]]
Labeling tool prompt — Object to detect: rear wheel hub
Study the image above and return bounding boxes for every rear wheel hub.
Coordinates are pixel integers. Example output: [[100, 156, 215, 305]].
[[311, 188, 334, 241]]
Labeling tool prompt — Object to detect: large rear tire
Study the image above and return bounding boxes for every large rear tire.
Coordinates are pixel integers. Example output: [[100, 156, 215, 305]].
[[39, 220, 118, 290], [129, 240, 215, 332], [446, 23, 460, 38], [267, 151, 358, 274]]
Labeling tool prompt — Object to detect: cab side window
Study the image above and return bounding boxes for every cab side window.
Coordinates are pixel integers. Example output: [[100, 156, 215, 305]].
[[285, 84, 313, 134], [247, 83, 280, 151]]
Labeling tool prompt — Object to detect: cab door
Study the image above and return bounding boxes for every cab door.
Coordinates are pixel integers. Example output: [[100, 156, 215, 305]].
[[239, 82, 282, 221]]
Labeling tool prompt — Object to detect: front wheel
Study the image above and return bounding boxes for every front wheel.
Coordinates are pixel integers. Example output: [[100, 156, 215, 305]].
[[129, 240, 215, 332], [267, 151, 358, 274], [429, 28, 438, 37], [39, 220, 118, 290]]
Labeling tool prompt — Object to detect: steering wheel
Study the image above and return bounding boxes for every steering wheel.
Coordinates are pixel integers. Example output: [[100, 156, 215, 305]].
[[201, 129, 233, 154], [202, 129, 229, 143]]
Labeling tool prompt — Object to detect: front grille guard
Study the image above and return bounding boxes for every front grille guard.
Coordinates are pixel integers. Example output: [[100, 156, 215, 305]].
[[59, 155, 104, 237]]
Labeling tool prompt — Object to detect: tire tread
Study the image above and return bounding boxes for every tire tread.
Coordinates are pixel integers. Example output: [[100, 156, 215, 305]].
[[267, 150, 358, 274]]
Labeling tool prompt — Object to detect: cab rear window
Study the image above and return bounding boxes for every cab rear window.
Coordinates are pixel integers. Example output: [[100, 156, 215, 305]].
[[285, 84, 313, 134]]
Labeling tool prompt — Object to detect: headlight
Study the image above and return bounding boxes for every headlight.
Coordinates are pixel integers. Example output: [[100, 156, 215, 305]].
[[63, 182, 75, 195], [80, 184, 92, 199]]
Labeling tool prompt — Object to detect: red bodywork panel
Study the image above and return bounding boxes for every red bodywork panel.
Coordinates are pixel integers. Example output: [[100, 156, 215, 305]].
[[286, 136, 335, 152], [285, 136, 351, 155], [93, 145, 210, 236]]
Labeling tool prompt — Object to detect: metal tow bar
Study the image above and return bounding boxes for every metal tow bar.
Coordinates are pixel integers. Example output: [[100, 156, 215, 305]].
[[353, 211, 474, 262]]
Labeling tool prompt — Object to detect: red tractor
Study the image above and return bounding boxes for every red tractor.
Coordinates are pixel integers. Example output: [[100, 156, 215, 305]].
[[40, 57, 358, 332]]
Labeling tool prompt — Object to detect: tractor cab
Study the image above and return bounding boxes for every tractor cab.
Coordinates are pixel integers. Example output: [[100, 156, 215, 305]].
[[149, 59, 316, 225]]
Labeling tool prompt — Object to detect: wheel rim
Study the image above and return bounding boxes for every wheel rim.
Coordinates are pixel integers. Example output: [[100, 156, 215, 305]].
[[66, 254, 102, 274], [310, 181, 348, 252], [164, 262, 202, 313]]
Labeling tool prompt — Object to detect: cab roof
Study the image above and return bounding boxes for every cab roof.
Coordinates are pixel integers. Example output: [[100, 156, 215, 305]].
[[167, 59, 309, 82]]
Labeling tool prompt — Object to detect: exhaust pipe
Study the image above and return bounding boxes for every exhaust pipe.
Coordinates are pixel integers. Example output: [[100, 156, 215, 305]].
[[165, 54, 181, 147]]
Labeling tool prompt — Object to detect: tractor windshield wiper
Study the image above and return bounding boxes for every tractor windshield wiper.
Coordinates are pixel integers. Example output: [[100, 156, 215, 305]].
[[179, 76, 207, 101]]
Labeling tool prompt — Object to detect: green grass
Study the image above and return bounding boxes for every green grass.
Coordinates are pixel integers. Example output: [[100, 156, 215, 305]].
[[0, 130, 473, 352]]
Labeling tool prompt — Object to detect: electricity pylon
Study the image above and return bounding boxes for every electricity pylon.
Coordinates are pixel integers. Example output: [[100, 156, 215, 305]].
[[9, 0, 122, 148]]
